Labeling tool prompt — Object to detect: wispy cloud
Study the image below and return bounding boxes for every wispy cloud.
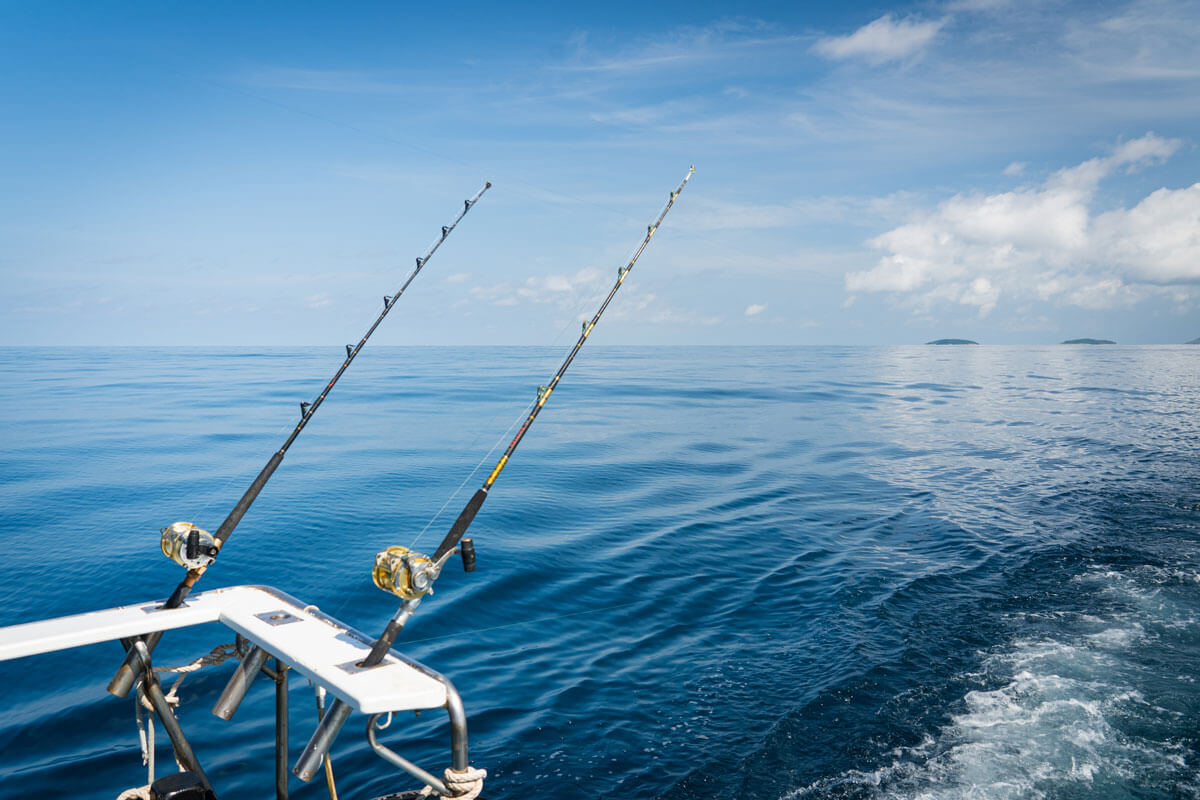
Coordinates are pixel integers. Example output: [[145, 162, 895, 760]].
[[306, 292, 333, 309], [813, 15, 946, 65], [470, 268, 609, 309], [745, 303, 767, 316], [588, 99, 703, 126], [562, 20, 801, 75]]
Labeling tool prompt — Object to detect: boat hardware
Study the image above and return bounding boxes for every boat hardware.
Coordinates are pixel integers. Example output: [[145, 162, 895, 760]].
[[130, 640, 215, 793], [293, 165, 695, 781], [0, 585, 469, 800], [272, 658, 290, 800], [211, 643, 270, 720], [107, 181, 492, 700]]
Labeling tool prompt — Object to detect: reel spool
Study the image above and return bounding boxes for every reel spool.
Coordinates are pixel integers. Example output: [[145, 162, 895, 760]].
[[160, 521, 218, 569], [372, 546, 437, 601]]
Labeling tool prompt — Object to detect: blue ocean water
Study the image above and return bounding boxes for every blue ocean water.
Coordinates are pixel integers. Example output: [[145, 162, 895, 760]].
[[0, 345, 1198, 800]]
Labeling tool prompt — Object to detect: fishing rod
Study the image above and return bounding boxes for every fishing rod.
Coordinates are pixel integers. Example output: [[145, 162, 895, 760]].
[[108, 182, 493, 699], [294, 166, 694, 781]]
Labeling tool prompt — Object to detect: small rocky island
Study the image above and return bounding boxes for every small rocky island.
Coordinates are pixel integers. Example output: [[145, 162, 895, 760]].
[[926, 338, 978, 345], [1061, 338, 1116, 344], [1188, 337, 1200, 344]]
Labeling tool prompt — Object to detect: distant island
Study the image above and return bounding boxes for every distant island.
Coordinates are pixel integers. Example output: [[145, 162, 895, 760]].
[[1188, 337, 1200, 344], [1061, 338, 1115, 345], [927, 339, 978, 345]]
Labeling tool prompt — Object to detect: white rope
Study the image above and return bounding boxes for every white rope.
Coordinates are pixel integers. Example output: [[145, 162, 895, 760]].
[[153, 642, 239, 704], [414, 766, 487, 800], [133, 687, 155, 784], [115, 787, 152, 800], [440, 766, 487, 800]]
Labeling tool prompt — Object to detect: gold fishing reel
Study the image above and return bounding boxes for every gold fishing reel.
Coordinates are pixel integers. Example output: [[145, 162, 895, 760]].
[[160, 521, 218, 569], [372, 546, 438, 600]]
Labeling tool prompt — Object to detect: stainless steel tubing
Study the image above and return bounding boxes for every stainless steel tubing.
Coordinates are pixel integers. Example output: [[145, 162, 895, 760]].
[[109, 629, 164, 697], [442, 678, 469, 771], [212, 644, 270, 720], [274, 658, 289, 800], [131, 641, 214, 793], [292, 697, 352, 781], [365, 714, 450, 795]]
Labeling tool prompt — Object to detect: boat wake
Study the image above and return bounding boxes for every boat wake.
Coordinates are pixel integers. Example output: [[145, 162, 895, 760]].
[[786, 564, 1200, 800]]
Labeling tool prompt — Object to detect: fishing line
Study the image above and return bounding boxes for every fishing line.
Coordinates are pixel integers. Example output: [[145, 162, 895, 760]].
[[186, 194, 493, 528], [106, 183, 492, 702], [292, 167, 694, 780], [403, 261, 634, 553], [399, 219, 639, 553], [405, 401, 533, 552]]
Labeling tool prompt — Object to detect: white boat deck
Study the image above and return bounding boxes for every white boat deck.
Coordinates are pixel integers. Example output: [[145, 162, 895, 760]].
[[0, 585, 447, 714]]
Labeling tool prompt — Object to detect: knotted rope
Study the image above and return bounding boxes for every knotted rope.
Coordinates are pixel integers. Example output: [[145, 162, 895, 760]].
[[414, 766, 487, 800]]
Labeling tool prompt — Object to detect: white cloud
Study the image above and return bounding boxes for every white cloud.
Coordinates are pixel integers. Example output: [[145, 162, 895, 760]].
[[1003, 161, 1027, 176], [745, 303, 767, 316], [1093, 183, 1200, 283], [444, 272, 471, 284], [813, 15, 945, 65], [470, 268, 608, 308], [844, 133, 1197, 313]]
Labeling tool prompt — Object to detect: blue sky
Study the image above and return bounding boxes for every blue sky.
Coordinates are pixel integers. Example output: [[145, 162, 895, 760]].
[[2, 0, 1198, 345]]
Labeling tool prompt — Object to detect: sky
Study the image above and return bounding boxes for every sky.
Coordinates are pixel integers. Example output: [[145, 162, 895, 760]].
[[2, 0, 1198, 346]]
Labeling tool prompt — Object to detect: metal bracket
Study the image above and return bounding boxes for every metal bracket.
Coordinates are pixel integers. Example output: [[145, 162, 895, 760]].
[[256, 610, 302, 627]]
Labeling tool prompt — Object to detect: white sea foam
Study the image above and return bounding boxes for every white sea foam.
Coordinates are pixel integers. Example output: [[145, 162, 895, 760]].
[[784, 566, 1200, 800]]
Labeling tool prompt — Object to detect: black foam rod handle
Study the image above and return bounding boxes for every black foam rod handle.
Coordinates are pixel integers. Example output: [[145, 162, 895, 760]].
[[433, 488, 488, 562]]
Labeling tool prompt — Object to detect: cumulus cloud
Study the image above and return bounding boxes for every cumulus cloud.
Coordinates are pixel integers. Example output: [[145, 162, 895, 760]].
[[745, 303, 767, 316], [844, 133, 1196, 315], [813, 15, 945, 65]]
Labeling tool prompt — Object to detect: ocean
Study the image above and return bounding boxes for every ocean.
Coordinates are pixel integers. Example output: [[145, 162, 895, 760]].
[[0, 345, 1197, 799]]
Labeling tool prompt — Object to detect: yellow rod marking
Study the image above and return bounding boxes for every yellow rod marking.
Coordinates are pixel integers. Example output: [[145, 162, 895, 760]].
[[487, 455, 509, 485]]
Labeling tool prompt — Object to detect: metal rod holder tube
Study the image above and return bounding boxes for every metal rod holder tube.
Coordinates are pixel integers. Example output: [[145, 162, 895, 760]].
[[212, 644, 271, 720], [131, 641, 214, 793], [293, 697, 352, 781], [109, 629, 164, 697], [366, 714, 450, 795], [274, 658, 289, 800]]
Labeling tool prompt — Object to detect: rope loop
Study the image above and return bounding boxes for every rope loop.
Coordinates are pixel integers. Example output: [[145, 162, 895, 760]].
[[441, 766, 487, 800]]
